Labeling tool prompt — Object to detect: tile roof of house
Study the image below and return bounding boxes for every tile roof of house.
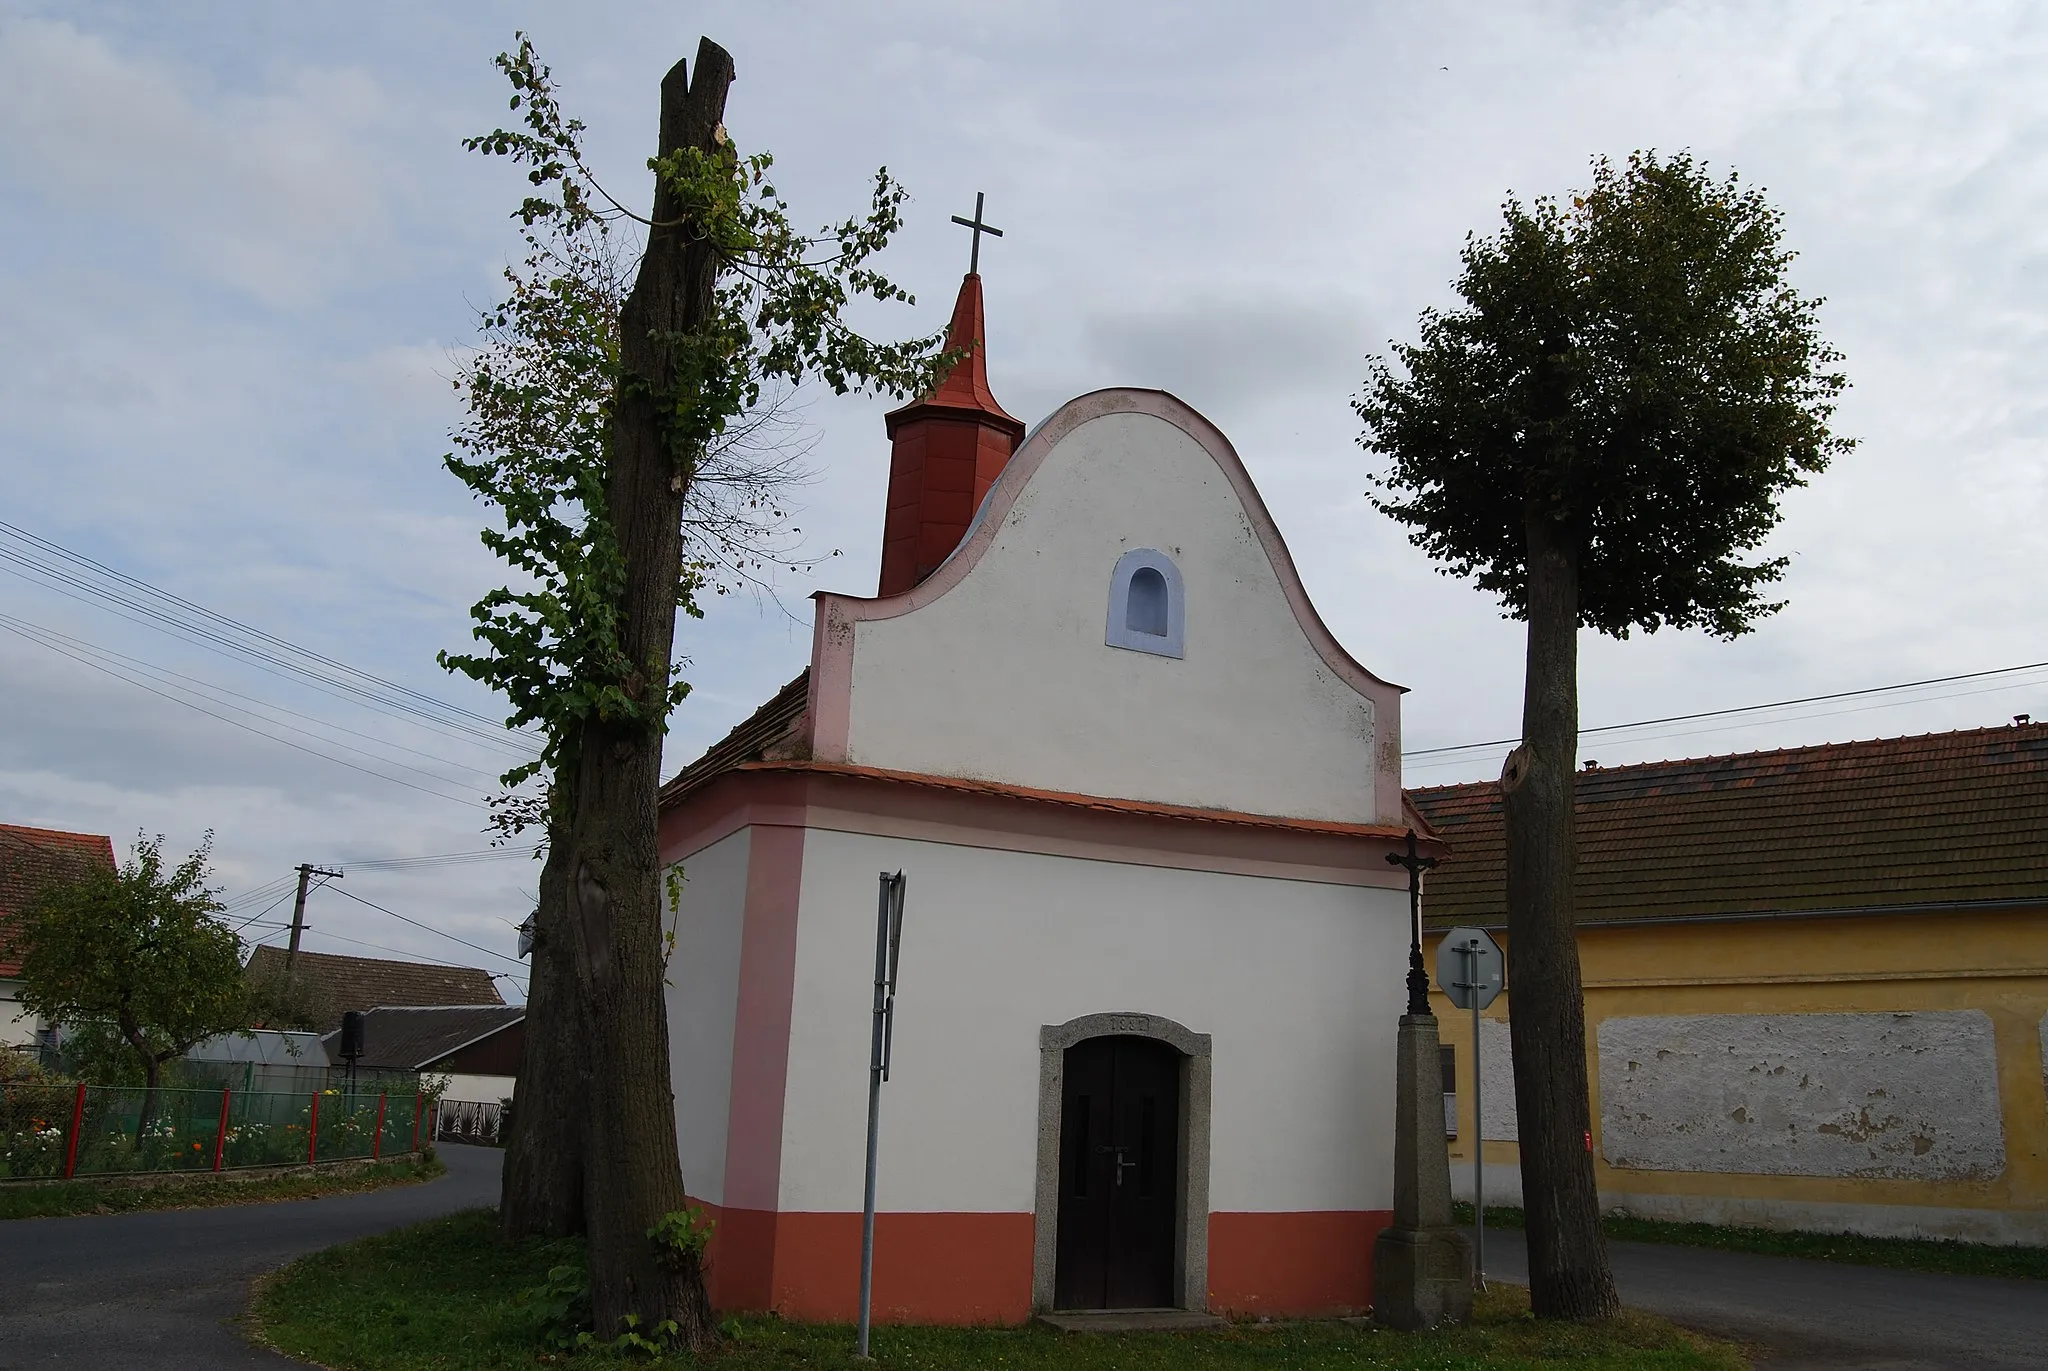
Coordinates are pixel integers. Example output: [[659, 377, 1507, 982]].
[[660, 670, 811, 803], [1407, 722, 2048, 930], [244, 946, 504, 1033], [319, 1004, 525, 1072], [0, 824, 117, 979]]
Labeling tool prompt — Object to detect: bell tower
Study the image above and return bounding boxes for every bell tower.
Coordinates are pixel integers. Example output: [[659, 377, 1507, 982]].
[[877, 195, 1025, 597]]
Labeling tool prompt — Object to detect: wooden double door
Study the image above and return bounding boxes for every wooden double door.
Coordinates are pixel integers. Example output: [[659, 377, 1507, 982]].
[[1054, 1034, 1181, 1309]]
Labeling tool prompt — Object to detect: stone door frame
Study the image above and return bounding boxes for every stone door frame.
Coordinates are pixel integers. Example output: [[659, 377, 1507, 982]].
[[1033, 1011, 1212, 1312]]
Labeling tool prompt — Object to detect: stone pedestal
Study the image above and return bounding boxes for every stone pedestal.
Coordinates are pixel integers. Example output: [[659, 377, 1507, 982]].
[[1373, 1013, 1473, 1330]]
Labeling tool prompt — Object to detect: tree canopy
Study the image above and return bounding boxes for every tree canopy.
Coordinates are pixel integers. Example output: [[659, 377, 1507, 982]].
[[1359, 150, 1853, 639], [16, 833, 251, 1090], [1357, 150, 1850, 1322], [441, 35, 950, 796]]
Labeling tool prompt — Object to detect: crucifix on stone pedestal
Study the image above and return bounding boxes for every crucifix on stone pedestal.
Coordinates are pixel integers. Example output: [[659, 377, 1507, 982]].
[[1373, 828, 1473, 1330]]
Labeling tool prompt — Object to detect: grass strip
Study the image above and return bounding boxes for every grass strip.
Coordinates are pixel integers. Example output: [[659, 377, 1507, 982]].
[[251, 1207, 1747, 1370], [0, 1154, 443, 1221], [1454, 1201, 2048, 1281]]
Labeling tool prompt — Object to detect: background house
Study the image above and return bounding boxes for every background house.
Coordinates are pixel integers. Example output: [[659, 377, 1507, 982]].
[[244, 946, 504, 1034], [0, 824, 116, 1048], [317, 1004, 523, 1106], [1411, 721, 2048, 1245]]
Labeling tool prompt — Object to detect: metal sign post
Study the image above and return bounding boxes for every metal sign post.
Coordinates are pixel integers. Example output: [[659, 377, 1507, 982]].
[[1435, 925, 1504, 1291], [857, 870, 907, 1360]]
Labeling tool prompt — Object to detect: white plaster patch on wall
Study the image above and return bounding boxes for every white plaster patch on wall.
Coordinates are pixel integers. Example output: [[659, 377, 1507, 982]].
[[1597, 1012, 2005, 1181], [1479, 1017, 1518, 1141]]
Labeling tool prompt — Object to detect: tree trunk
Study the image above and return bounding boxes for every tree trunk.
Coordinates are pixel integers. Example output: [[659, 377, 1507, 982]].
[[136, 1052, 160, 1147], [499, 824, 588, 1238], [1500, 508, 1620, 1320], [566, 38, 732, 1349]]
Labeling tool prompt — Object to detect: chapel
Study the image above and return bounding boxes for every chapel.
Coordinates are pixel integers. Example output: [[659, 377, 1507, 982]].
[[657, 259, 1436, 1323]]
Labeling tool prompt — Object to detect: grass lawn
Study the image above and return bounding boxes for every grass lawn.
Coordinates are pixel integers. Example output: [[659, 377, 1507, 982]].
[[0, 1153, 443, 1221], [1455, 1202, 2048, 1282], [251, 1208, 1748, 1370]]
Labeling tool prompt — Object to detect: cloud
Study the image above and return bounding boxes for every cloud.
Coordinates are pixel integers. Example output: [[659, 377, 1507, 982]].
[[1081, 296, 1372, 417], [7, 0, 2048, 992], [0, 16, 393, 307]]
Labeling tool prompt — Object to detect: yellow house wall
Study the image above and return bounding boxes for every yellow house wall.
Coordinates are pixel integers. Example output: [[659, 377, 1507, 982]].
[[1428, 907, 2048, 1245]]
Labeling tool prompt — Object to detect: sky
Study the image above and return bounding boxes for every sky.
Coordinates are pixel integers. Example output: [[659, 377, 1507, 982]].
[[3, 2, 2045, 999]]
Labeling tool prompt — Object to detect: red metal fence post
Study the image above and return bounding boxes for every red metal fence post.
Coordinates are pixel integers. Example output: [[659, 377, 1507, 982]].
[[410, 1091, 423, 1153], [373, 1091, 388, 1160], [62, 1082, 86, 1180], [213, 1088, 231, 1172], [307, 1091, 320, 1165]]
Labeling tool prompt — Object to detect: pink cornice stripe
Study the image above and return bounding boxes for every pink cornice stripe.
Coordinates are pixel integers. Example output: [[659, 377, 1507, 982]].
[[722, 824, 805, 1212], [805, 388, 1409, 822], [660, 766, 1424, 892], [739, 760, 1420, 841]]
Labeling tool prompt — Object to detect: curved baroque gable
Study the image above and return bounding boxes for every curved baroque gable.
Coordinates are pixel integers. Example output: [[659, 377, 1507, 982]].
[[807, 389, 1405, 826]]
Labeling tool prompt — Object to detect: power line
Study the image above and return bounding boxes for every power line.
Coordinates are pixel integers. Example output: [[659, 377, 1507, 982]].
[[1, 614, 498, 793], [230, 885, 302, 935], [254, 927, 523, 987], [1403, 658, 2048, 760], [0, 521, 540, 756], [0, 612, 502, 777], [333, 843, 542, 871], [323, 884, 525, 968], [0, 618, 491, 809]]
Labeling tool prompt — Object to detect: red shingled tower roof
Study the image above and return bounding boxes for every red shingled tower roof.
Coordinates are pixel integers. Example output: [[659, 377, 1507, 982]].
[[877, 273, 1027, 597]]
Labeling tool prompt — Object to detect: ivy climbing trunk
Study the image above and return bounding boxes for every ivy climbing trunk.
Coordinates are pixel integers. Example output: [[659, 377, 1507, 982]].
[[499, 823, 587, 1239], [1499, 507, 1619, 1321], [563, 38, 732, 1348]]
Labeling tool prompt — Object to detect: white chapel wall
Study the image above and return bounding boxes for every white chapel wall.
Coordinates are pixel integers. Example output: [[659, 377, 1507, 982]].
[[775, 827, 1411, 1218], [663, 827, 752, 1208], [842, 410, 1388, 825]]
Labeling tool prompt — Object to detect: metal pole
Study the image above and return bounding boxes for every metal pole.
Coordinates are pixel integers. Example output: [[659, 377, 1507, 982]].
[[63, 1082, 86, 1179], [1467, 938, 1485, 1290], [214, 1088, 231, 1172], [857, 872, 899, 1359]]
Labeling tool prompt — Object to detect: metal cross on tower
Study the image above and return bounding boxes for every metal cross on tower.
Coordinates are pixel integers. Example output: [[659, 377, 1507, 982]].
[[950, 191, 1003, 274], [1387, 828, 1440, 1017]]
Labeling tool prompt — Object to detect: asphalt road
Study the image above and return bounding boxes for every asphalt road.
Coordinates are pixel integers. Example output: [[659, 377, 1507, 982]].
[[0, 1144, 502, 1370], [1478, 1226, 2048, 1369]]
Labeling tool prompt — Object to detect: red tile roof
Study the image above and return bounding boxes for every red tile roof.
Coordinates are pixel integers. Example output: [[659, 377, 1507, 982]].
[[244, 946, 504, 1033], [1407, 723, 2048, 930], [659, 671, 811, 803], [0, 825, 117, 978]]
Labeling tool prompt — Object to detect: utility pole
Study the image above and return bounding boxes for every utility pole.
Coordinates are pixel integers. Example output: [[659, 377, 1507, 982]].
[[286, 865, 344, 974]]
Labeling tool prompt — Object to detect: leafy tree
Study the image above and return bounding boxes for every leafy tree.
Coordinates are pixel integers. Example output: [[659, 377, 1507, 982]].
[[16, 833, 253, 1131], [1357, 151, 1850, 1319], [444, 35, 949, 1348]]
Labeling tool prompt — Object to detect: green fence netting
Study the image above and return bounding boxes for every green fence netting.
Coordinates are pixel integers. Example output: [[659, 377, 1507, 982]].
[[0, 1082, 432, 1180]]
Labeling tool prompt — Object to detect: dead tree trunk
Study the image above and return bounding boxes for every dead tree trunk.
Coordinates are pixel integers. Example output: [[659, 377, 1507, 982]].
[[1500, 507, 1619, 1320], [565, 38, 733, 1348], [499, 823, 587, 1238]]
